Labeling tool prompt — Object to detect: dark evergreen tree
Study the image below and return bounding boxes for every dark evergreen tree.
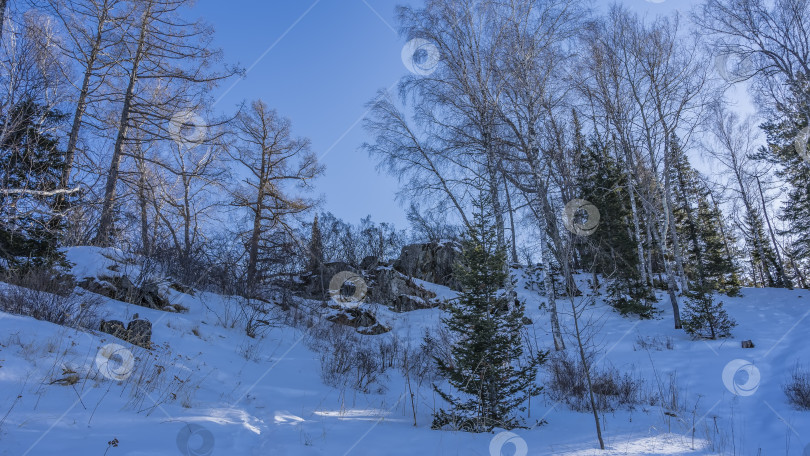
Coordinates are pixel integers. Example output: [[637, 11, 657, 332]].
[[743, 208, 784, 287], [308, 214, 324, 274], [669, 138, 740, 296], [681, 285, 737, 339], [432, 194, 545, 432], [758, 77, 810, 286], [697, 195, 742, 295], [0, 99, 71, 269], [578, 138, 655, 317]]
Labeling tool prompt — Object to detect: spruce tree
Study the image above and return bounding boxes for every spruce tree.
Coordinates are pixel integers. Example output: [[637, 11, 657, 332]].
[[578, 138, 655, 317], [669, 139, 740, 295], [432, 194, 545, 432], [759, 77, 810, 282], [681, 286, 737, 340], [744, 208, 783, 287], [308, 215, 324, 275], [0, 99, 71, 269], [697, 196, 741, 295]]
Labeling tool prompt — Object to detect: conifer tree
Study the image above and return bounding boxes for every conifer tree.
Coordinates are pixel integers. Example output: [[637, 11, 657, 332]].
[[669, 139, 740, 295], [578, 139, 655, 317], [432, 194, 545, 432], [759, 79, 810, 283], [681, 289, 736, 340], [665, 138, 739, 337], [308, 215, 324, 275], [0, 99, 72, 269]]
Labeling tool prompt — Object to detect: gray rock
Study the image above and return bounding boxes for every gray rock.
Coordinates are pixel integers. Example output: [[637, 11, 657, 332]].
[[360, 256, 379, 270], [126, 319, 152, 348], [326, 307, 389, 334], [299, 262, 360, 300], [368, 267, 438, 312], [100, 319, 127, 340], [78, 275, 172, 311], [393, 241, 461, 290], [741, 340, 755, 349]]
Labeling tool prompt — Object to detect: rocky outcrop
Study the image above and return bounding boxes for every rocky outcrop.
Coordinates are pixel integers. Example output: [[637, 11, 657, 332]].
[[99, 318, 152, 348], [367, 267, 438, 312], [78, 275, 187, 313], [393, 241, 461, 290], [292, 242, 459, 314], [326, 307, 390, 335], [297, 262, 359, 301]]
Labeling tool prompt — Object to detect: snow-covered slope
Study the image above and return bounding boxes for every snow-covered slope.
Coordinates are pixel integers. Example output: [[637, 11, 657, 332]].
[[0, 248, 808, 455]]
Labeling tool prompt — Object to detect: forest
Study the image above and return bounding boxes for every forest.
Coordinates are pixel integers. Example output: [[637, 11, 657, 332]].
[[0, 0, 809, 455]]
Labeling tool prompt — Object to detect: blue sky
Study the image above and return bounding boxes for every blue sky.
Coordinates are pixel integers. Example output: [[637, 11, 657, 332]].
[[194, 0, 737, 229]]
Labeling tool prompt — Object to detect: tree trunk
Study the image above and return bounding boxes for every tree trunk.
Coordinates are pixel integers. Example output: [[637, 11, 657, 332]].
[[95, 9, 149, 245], [61, 3, 110, 199], [756, 175, 791, 288], [540, 229, 566, 351], [662, 150, 689, 293], [651, 217, 682, 329], [621, 143, 649, 286], [570, 297, 605, 450], [135, 141, 150, 257], [0, 0, 8, 42], [503, 175, 519, 264]]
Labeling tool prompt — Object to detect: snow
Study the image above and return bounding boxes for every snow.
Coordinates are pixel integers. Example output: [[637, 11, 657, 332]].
[[0, 249, 808, 455]]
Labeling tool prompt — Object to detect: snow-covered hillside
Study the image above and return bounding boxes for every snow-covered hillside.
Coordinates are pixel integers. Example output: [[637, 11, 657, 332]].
[[0, 247, 808, 455]]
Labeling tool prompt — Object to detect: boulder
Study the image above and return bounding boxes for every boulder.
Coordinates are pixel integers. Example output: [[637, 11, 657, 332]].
[[78, 275, 174, 311], [360, 255, 379, 270], [742, 340, 755, 349], [393, 241, 461, 290], [99, 319, 128, 340], [99, 318, 153, 348], [326, 307, 390, 334], [368, 267, 438, 312], [126, 319, 152, 348], [78, 277, 118, 300], [298, 262, 361, 301]]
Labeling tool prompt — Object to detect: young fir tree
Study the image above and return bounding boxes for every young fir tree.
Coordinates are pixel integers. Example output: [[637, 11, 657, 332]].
[[697, 196, 742, 295], [308, 214, 324, 275], [669, 139, 740, 296], [681, 285, 737, 339], [578, 138, 655, 317], [744, 208, 785, 287], [0, 99, 72, 269], [432, 194, 545, 432]]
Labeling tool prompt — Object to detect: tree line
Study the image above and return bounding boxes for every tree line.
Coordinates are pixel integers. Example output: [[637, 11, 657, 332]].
[[364, 0, 810, 340], [0, 0, 327, 296]]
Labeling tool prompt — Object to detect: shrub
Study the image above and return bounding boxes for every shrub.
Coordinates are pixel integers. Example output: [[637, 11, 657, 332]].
[[784, 365, 810, 410], [547, 351, 643, 412], [0, 268, 101, 329]]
